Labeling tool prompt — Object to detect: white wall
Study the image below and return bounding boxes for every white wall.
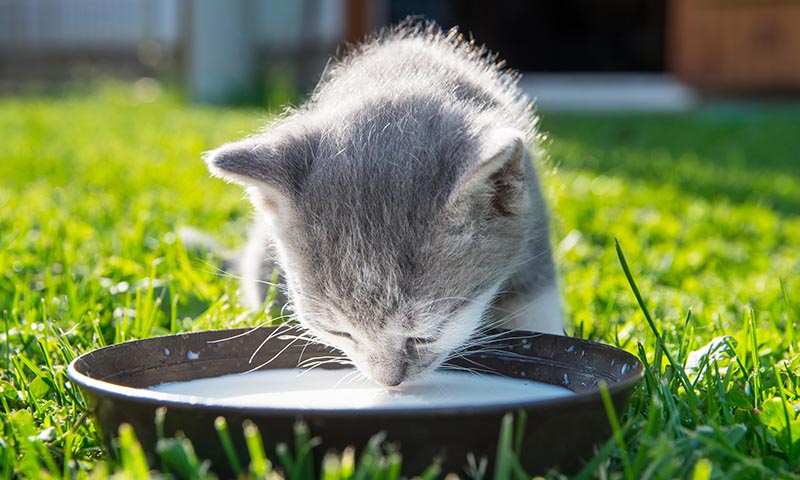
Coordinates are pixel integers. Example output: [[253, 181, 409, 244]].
[[0, 0, 344, 51], [0, 0, 179, 50]]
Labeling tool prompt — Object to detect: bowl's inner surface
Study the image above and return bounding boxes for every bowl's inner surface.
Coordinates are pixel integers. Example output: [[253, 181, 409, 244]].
[[148, 368, 574, 409], [70, 327, 641, 412]]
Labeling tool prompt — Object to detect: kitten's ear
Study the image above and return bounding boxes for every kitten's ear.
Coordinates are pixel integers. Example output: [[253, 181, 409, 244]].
[[204, 135, 307, 215], [449, 128, 528, 216]]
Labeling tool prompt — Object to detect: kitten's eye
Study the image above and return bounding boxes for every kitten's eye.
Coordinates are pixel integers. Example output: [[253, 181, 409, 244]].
[[408, 336, 438, 346], [325, 330, 353, 340]]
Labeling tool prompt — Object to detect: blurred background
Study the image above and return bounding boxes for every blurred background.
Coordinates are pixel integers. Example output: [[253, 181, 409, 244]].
[[2, 0, 799, 110]]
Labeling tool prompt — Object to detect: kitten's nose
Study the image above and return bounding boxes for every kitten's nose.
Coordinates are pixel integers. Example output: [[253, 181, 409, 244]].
[[376, 361, 408, 387], [382, 377, 403, 387]]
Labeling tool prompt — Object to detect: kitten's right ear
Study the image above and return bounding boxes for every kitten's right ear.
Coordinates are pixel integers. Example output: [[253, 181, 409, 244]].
[[204, 136, 303, 215], [447, 128, 528, 217]]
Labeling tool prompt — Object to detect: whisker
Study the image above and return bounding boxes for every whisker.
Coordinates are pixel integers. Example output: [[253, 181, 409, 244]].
[[454, 347, 532, 360], [248, 324, 303, 364], [297, 355, 348, 368], [206, 313, 272, 344], [439, 363, 494, 377], [346, 370, 368, 385], [508, 248, 552, 270], [297, 337, 318, 364], [197, 260, 283, 288], [446, 355, 504, 377], [334, 369, 363, 388], [242, 336, 302, 373], [299, 358, 354, 376]]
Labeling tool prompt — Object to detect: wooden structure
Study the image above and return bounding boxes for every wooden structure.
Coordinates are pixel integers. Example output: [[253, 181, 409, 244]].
[[669, 0, 800, 92]]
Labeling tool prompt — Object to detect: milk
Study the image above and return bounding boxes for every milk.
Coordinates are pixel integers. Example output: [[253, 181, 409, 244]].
[[150, 369, 572, 409]]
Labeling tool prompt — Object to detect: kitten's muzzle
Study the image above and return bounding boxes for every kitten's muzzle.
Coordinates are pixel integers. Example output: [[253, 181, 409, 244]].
[[374, 360, 408, 387], [363, 353, 409, 386], [362, 339, 429, 386]]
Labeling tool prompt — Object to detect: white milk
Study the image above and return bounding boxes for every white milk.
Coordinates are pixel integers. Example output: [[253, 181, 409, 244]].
[[149, 369, 572, 410]]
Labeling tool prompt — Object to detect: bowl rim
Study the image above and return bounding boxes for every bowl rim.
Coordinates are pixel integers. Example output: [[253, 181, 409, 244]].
[[67, 328, 644, 418]]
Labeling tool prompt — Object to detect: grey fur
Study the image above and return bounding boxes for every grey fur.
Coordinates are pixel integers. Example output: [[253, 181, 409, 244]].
[[205, 21, 563, 386]]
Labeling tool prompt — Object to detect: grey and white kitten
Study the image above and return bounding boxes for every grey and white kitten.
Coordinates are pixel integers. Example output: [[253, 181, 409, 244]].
[[205, 22, 563, 386]]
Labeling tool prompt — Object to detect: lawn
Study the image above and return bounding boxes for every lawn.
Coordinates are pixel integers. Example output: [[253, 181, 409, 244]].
[[1, 85, 799, 479]]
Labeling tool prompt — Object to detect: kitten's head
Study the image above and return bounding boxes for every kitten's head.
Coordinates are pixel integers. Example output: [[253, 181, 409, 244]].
[[206, 102, 536, 385]]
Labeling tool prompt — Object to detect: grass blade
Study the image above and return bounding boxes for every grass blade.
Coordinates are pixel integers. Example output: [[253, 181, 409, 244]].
[[321, 452, 342, 480], [599, 381, 634, 480], [118, 423, 151, 479], [214, 416, 242, 477], [493, 413, 514, 480], [615, 239, 700, 410], [243, 420, 271, 479], [513, 410, 527, 459]]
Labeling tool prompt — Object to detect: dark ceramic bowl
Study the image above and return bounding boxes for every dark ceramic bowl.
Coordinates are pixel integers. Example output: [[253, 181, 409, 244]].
[[67, 328, 642, 476]]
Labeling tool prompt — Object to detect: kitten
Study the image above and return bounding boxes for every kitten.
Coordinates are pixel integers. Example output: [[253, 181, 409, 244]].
[[205, 21, 563, 386]]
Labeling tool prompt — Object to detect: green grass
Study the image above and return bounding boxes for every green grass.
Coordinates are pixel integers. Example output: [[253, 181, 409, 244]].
[[1, 84, 799, 479]]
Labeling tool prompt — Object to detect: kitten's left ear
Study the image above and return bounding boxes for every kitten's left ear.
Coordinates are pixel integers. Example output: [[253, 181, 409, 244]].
[[449, 128, 528, 216]]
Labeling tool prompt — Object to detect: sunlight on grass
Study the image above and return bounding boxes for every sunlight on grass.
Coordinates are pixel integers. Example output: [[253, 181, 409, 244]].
[[1, 85, 798, 478]]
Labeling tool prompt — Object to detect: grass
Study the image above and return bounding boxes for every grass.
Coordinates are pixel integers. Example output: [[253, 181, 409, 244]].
[[1, 84, 799, 479]]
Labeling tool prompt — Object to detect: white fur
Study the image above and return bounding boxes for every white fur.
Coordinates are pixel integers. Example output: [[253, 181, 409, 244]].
[[494, 286, 564, 335]]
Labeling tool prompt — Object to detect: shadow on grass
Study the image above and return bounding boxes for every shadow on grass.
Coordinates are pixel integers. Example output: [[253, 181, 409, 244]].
[[540, 107, 800, 215]]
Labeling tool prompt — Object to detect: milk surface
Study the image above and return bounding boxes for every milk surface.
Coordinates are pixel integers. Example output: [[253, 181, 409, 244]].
[[149, 369, 572, 410]]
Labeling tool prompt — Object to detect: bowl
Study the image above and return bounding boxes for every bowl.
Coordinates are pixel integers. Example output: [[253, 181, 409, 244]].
[[67, 328, 643, 476]]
